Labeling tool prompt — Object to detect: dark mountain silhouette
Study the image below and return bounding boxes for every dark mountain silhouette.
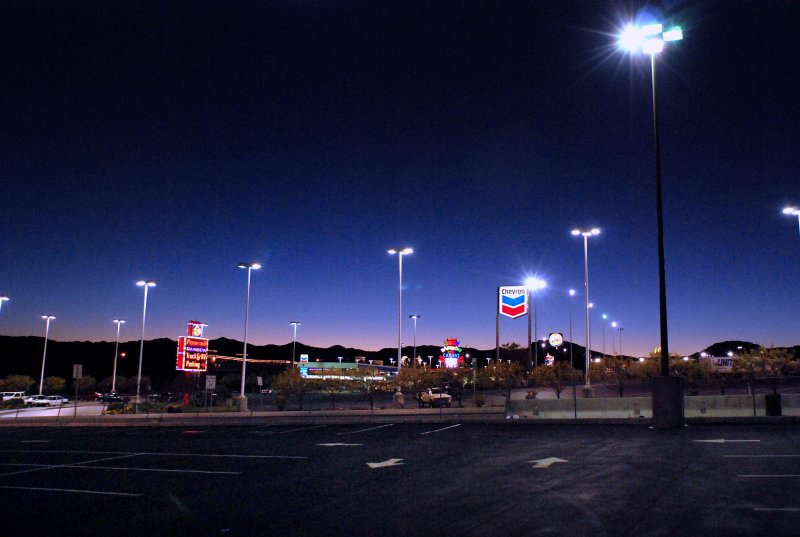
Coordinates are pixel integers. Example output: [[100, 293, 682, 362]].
[[1, 335, 796, 387]]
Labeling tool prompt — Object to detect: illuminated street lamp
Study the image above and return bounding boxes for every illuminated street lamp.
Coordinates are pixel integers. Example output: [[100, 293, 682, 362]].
[[783, 206, 800, 237], [409, 314, 421, 365], [111, 319, 125, 393], [388, 247, 413, 382], [237, 263, 261, 412], [290, 321, 302, 370], [38, 315, 55, 395], [618, 22, 682, 377], [135, 280, 156, 413], [0, 296, 9, 315], [572, 228, 600, 388], [524, 277, 547, 370]]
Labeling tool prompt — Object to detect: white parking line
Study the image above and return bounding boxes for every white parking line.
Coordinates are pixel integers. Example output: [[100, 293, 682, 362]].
[[421, 424, 461, 435], [738, 475, 800, 478], [274, 425, 327, 434], [0, 450, 307, 459], [725, 455, 800, 458], [0, 463, 241, 475], [0, 453, 141, 477], [0, 485, 140, 497], [336, 424, 394, 435]]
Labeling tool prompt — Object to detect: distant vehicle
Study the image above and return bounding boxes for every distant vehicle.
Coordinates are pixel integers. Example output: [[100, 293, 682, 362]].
[[46, 395, 69, 405], [418, 388, 452, 408], [149, 392, 179, 402], [24, 395, 52, 407], [1, 391, 26, 401], [97, 393, 129, 403]]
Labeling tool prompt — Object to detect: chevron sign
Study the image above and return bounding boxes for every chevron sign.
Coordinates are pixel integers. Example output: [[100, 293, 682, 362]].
[[498, 286, 528, 318]]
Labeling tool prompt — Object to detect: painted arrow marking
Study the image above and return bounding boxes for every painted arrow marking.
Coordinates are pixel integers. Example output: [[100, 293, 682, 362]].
[[367, 458, 404, 469], [318, 443, 363, 447], [528, 457, 568, 468], [693, 439, 761, 444]]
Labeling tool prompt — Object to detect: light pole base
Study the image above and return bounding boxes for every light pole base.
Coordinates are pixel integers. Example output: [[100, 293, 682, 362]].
[[582, 386, 594, 398], [235, 395, 248, 412], [652, 376, 684, 429]]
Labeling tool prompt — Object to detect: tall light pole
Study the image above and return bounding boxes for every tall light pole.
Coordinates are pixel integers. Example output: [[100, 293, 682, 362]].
[[572, 228, 600, 388], [524, 277, 546, 370], [611, 321, 618, 355], [601, 314, 607, 359], [617, 326, 624, 357], [619, 22, 682, 377], [0, 296, 9, 315], [388, 247, 413, 383], [135, 280, 156, 413], [111, 319, 125, 393], [568, 290, 575, 369], [290, 321, 301, 370], [38, 315, 55, 395], [237, 262, 261, 412], [409, 314, 420, 365], [783, 206, 800, 237]]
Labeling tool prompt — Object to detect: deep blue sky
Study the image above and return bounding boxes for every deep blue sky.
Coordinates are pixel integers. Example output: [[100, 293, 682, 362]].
[[1, 1, 797, 358]]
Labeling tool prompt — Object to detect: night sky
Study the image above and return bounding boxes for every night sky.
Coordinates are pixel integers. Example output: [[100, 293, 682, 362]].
[[1, 1, 798, 358]]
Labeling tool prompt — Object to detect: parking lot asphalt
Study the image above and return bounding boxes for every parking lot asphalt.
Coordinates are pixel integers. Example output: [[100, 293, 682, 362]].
[[1, 423, 799, 537]]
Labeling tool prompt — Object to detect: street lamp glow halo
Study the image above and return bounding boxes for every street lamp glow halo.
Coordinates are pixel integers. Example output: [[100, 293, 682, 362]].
[[238, 262, 261, 270], [619, 23, 682, 54], [388, 247, 413, 255], [524, 277, 547, 291], [783, 206, 800, 215], [41, 315, 56, 320], [136, 280, 156, 287]]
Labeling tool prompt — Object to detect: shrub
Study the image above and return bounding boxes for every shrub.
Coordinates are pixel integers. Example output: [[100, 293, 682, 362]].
[[474, 393, 486, 407]]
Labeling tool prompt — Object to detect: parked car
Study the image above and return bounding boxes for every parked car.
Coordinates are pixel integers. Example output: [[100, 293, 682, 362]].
[[97, 392, 130, 403], [24, 395, 51, 407], [1, 391, 26, 401], [149, 392, 179, 402], [46, 395, 69, 405], [418, 388, 452, 408]]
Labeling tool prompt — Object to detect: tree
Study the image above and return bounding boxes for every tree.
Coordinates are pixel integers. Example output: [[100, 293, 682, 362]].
[[1, 374, 37, 392], [733, 347, 796, 394], [273, 368, 313, 410], [477, 361, 523, 402], [123, 375, 151, 395], [43, 376, 66, 395], [98, 375, 126, 394], [74, 376, 97, 396], [530, 363, 578, 399]]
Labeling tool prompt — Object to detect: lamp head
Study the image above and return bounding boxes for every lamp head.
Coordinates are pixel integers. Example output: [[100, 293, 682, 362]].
[[238, 262, 261, 270], [525, 277, 547, 291], [136, 280, 156, 287]]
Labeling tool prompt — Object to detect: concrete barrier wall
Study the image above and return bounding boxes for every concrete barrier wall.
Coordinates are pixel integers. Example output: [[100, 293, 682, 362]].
[[509, 394, 799, 419], [508, 397, 651, 419]]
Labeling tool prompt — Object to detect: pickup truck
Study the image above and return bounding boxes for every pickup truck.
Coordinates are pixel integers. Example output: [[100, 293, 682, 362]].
[[418, 388, 452, 408]]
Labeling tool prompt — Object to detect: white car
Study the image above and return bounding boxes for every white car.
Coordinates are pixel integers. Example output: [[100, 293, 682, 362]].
[[25, 395, 67, 407], [24, 395, 51, 407]]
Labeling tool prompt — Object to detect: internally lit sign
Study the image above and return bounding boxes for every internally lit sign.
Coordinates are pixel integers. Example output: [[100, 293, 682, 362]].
[[438, 338, 464, 368], [176, 321, 209, 371], [544, 353, 555, 367], [498, 286, 528, 318], [548, 333, 564, 347]]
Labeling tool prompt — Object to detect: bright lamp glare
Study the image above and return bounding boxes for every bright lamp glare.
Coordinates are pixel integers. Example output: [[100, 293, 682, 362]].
[[619, 25, 644, 51], [663, 27, 683, 42], [783, 206, 800, 215], [525, 277, 547, 291], [642, 38, 664, 54], [641, 23, 663, 36]]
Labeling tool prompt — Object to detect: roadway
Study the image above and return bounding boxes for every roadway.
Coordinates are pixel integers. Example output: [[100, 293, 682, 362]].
[[0, 423, 798, 536]]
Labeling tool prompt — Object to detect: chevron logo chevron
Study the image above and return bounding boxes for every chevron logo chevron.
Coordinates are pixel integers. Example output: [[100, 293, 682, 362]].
[[502, 294, 525, 307], [498, 286, 528, 319]]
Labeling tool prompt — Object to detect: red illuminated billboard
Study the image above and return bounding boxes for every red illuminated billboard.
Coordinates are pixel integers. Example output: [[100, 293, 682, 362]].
[[176, 336, 209, 371]]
